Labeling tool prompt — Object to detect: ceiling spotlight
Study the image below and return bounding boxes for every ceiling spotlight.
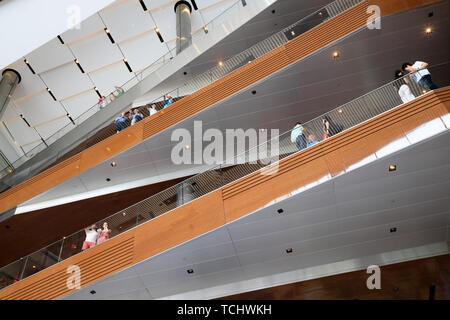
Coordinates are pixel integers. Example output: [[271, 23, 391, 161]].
[[286, 248, 293, 254], [218, 61, 223, 67], [203, 26, 208, 33], [337, 108, 343, 114], [187, 269, 194, 274], [185, 145, 190, 149], [425, 27, 432, 34], [422, 89, 427, 94], [333, 51, 340, 59], [110, 161, 117, 167], [389, 165, 397, 172], [291, 30, 295, 36], [122, 212, 127, 216], [390, 227, 397, 233]]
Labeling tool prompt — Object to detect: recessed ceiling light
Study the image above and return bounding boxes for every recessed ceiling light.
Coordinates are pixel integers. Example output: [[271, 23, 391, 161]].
[[422, 89, 427, 94], [218, 61, 223, 67], [32, 265, 36, 269], [333, 51, 340, 59], [106, 178, 111, 182], [277, 208, 284, 214], [291, 30, 295, 36], [425, 27, 432, 34], [110, 162, 117, 167], [272, 9, 276, 14], [337, 109, 343, 114], [389, 165, 397, 172], [122, 212, 127, 216], [90, 290, 96, 294], [187, 269, 194, 274], [286, 248, 293, 254], [203, 26, 209, 33], [185, 145, 190, 149], [251, 90, 256, 95], [390, 227, 397, 233]]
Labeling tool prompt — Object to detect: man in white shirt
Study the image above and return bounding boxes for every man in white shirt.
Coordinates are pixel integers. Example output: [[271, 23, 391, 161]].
[[402, 61, 438, 90], [290, 122, 306, 151]]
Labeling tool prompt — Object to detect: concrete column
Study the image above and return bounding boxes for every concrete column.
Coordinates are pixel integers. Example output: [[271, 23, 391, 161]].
[[174, 1, 192, 54], [0, 69, 21, 120]]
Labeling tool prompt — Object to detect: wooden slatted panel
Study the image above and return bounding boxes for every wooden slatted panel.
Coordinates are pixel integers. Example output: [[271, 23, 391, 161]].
[[0, 236, 134, 300]]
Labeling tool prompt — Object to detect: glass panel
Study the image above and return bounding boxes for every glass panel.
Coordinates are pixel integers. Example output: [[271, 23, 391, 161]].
[[21, 240, 63, 279], [0, 259, 25, 289]]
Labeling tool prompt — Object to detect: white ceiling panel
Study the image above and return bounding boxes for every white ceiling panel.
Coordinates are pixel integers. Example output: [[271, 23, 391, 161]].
[[88, 62, 133, 97], [100, 0, 155, 43], [1, 103, 20, 123], [69, 32, 123, 73], [61, 14, 105, 43], [150, 5, 176, 43], [3, 118, 40, 146], [34, 116, 72, 140], [119, 32, 169, 72], [14, 91, 66, 126], [21, 140, 43, 154], [40, 62, 93, 100], [9, 62, 46, 100], [61, 90, 99, 118], [199, 0, 235, 24], [25, 38, 74, 74]]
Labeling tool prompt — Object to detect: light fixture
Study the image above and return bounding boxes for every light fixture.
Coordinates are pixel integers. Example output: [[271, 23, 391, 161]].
[[122, 212, 127, 216], [337, 108, 343, 114], [111, 161, 117, 167], [390, 227, 397, 233], [389, 165, 397, 172], [277, 208, 284, 214], [203, 26, 209, 34], [47, 88, 57, 101], [187, 269, 194, 274], [104, 28, 115, 44], [7, 168, 12, 173], [139, 0, 147, 11], [333, 51, 340, 59], [90, 290, 96, 294], [74, 59, 85, 73], [32, 265, 36, 269], [94, 87, 102, 98], [218, 61, 223, 67], [24, 59, 36, 74], [291, 30, 295, 36], [425, 27, 432, 34], [286, 248, 293, 254], [185, 145, 190, 149], [154, 27, 164, 42], [422, 89, 427, 94], [106, 178, 111, 182], [123, 58, 133, 72]]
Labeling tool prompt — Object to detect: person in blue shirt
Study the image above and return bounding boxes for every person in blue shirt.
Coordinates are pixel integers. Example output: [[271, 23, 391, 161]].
[[290, 122, 306, 151], [163, 95, 174, 109], [307, 134, 319, 147], [114, 112, 127, 133]]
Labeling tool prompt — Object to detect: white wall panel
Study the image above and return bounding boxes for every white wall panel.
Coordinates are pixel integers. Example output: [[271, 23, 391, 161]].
[[40, 62, 93, 100], [35, 116, 72, 140], [61, 90, 99, 119], [14, 91, 66, 126], [119, 32, 169, 71], [69, 32, 123, 73], [9, 62, 46, 100], [100, 0, 156, 43], [88, 62, 133, 97], [61, 14, 105, 43], [25, 38, 74, 74], [5, 119, 41, 147]]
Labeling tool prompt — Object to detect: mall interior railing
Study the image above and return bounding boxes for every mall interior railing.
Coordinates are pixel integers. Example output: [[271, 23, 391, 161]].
[[1, 63, 448, 290], [0, 0, 364, 189]]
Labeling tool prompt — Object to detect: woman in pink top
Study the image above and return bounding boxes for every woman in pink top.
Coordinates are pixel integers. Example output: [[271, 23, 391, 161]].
[[97, 222, 112, 245]]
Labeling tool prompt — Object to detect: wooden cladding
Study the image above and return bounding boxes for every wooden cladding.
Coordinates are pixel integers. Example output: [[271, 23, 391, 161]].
[[0, 87, 448, 300], [0, 235, 134, 300]]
